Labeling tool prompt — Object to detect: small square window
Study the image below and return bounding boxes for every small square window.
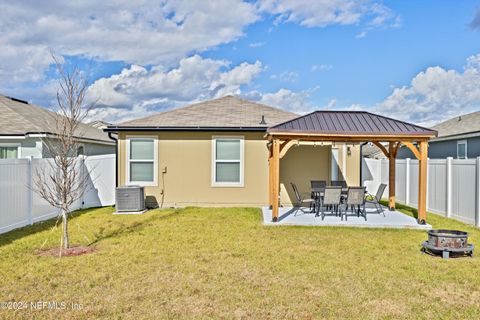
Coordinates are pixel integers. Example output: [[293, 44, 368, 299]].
[[126, 137, 157, 186], [0, 146, 19, 159], [457, 140, 467, 159], [212, 137, 244, 187]]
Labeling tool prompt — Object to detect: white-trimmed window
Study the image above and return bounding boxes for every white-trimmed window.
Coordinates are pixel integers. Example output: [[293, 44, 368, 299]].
[[0, 143, 20, 159], [126, 136, 158, 186], [212, 136, 244, 187], [457, 140, 467, 159]]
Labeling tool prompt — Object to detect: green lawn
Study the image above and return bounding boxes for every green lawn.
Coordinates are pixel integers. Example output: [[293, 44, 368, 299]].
[[1, 206, 480, 319]]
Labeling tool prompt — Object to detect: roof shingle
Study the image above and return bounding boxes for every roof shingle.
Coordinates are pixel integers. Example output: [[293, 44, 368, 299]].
[[114, 95, 298, 129], [432, 111, 480, 138], [0, 95, 113, 144]]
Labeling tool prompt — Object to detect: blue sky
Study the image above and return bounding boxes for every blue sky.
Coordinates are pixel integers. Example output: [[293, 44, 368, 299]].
[[1, 0, 479, 125]]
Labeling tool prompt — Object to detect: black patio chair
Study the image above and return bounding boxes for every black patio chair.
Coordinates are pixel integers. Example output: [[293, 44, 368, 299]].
[[331, 180, 347, 188], [310, 180, 327, 190], [365, 183, 387, 216], [290, 183, 315, 215], [316, 186, 342, 220], [342, 187, 367, 221]]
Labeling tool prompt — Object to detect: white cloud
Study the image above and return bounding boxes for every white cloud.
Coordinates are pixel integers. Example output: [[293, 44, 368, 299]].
[[258, 0, 398, 28], [0, 0, 258, 85], [355, 31, 368, 39], [248, 87, 319, 114], [85, 55, 263, 122], [0, 0, 398, 85], [270, 70, 299, 83], [311, 64, 332, 72], [249, 41, 265, 48], [373, 54, 480, 126]]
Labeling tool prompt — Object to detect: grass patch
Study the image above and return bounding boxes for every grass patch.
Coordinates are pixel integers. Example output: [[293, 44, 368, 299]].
[[1, 206, 480, 319]]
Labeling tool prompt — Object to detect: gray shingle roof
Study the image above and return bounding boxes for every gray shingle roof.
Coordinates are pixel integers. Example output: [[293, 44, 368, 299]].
[[112, 95, 298, 129], [0, 95, 113, 144], [268, 111, 437, 137], [432, 110, 480, 138]]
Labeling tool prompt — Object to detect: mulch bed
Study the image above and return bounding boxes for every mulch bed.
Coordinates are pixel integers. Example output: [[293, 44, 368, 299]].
[[36, 246, 96, 257]]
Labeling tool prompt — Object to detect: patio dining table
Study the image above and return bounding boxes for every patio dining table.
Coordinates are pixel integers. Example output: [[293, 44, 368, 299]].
[[311, 187, 367, 215]]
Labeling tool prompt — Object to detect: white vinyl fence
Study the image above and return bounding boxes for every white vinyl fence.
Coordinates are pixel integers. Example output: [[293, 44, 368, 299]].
[[362, 157, 480, 227], [0, 154, 115, 234]]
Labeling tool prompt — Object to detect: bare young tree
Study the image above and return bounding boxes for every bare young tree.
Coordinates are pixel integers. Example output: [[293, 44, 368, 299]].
[[34, 56, 94, 250]]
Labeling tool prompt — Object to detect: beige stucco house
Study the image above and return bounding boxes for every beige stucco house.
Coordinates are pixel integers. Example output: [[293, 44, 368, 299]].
[[105, 96, 361, 208]]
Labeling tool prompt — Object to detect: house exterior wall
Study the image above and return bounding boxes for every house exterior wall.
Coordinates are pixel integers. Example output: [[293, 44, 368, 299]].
[[117, 131, 361, 207], [280, 144, 331, 205], [345, 144, 361, 186], [397, 136, 480, 159]]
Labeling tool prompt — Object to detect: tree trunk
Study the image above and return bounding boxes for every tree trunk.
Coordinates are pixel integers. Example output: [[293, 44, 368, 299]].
[[62, 208, 69, 249]]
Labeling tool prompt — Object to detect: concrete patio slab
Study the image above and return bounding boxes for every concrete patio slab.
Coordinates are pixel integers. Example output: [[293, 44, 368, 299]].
[[262, 205, 432, 230]]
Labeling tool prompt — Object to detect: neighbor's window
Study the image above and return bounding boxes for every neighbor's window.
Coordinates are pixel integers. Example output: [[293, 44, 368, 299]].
[[212, 137, 244, 187], [457, 140, 467, 159], [127, 137, 157, 186], [0, 145, 19, 159]]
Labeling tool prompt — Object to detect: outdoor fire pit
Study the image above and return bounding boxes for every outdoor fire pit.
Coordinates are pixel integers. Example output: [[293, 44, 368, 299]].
[[422, 229, 474, 259]]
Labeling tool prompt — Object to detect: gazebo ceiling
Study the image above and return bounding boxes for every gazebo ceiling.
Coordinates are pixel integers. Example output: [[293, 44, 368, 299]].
[[267, 111, 437, 139]]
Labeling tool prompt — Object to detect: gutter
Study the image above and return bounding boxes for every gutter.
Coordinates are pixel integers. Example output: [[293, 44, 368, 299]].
[[108, 132, 119, 188], [430, 130, 480, 142], [0, 132, 114, 145], [104, 126, 268, 132]]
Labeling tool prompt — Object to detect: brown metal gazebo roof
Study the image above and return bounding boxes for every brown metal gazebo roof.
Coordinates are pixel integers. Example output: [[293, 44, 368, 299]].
[[267, 110, 437, 138]]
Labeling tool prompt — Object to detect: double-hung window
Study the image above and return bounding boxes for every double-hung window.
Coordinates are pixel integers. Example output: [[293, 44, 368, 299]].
[[212, 136, 244, 187], [126, 137, 157, 186], [0, 144, 20, 159], [457, 140, 467, 159]]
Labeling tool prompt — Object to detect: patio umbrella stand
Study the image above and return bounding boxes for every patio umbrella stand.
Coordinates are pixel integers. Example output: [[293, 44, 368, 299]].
[[421, 229, 474, 259]]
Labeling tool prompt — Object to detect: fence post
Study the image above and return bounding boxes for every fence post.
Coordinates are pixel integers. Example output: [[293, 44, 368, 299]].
[[81, 155, 86, 209], [426, 158, 430, 212], [446, 157, 452, 218], [405, 158, 410, 206], [27, 156, 33, 225], [476, 157, 480, 227]]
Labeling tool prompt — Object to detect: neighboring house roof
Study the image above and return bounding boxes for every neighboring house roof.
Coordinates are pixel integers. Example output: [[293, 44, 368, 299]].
[[106, 95, 298, 131], [362, 143, 387, 159], [268, 111, 437, 138], [89, 120, 112, 129], [431, 110, 480, 141], [0, 95, 114, 144]]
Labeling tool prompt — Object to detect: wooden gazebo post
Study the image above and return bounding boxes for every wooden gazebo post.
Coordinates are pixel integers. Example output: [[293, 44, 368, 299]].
[[417, 141, 428, 224], [400, 140, 429, 224], [271, 138, 280, 222]]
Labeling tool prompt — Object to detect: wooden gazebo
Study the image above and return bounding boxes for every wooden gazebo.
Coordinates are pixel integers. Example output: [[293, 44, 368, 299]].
[[266, 111, 437, 224]]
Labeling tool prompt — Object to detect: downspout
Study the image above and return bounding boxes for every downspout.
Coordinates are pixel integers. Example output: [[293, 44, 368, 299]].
[[359, 142, 368, 186], [108, 132, 118, 188]]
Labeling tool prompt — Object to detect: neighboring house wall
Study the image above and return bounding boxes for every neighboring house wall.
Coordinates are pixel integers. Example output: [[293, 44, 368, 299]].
[[42, 139, 115, 158], [397, 136, 480, 159], [0, 137, 114, 159], [0, 138, 43, 158], [118, 132, 361, 207]]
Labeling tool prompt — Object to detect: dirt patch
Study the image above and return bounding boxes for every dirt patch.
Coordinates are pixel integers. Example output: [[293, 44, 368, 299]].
[[430, 285, 480, 307], [36, 245, 96, 257]]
